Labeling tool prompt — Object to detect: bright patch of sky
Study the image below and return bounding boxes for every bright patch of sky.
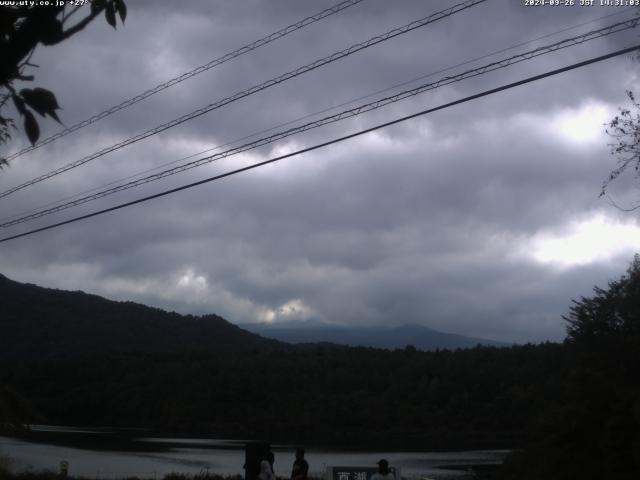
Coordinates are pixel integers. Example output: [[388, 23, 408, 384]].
[[177, 269, 208, 291], [529, 214, 640, 268], [549, 101, 613, 146], [258, 299, 317, 324]]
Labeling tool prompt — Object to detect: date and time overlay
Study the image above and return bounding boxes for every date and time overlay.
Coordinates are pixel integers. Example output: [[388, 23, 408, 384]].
[[1, 0, 639, 8], [525, 0, 639, 6]]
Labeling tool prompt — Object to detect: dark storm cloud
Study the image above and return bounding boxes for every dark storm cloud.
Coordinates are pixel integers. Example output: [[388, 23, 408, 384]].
[[1, 0, 639, 343], [25, 0, 629, 145]]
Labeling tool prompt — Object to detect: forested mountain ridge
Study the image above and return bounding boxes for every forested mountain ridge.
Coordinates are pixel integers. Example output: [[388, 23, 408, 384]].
[[0, 273, 503, 359], [2, 255, 639, 477], [0, 272, 558, 451], [0, 273, 281, 359]]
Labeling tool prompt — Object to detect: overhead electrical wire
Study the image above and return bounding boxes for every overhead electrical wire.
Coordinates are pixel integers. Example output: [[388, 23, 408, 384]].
[[1, 16, 637, 229], [1, 9, 629, 227], [2, 0, 367, 162], [0, 0, 488, 199], [2, 5, 629, 226], [1, 45, 637, 244], [2, 16, 636, 227]]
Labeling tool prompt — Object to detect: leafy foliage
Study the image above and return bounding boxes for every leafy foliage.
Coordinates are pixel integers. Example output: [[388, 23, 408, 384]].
[[565, 254, 640, 345], [603, 91, 640, 200], [2, 344, 565, 452], [501, 255, 640, 480], [0, 384, 40, 433], [0, 1, 126, 164], [20, 88, 61, 123]]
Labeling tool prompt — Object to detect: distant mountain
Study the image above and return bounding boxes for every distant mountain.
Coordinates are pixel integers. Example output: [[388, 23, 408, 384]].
[[241, 320, 508, 350], [0, 272, 505, 361], [0, 273, 281, 360]]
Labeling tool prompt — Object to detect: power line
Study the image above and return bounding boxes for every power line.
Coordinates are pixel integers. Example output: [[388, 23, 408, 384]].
[[1, 5, 631, 228], [1, 45, 637, 245], [0, 0, 488, 200], [2, 0, 367, 162], [2, 16, 636, 229], [2, 5, 628, 226]]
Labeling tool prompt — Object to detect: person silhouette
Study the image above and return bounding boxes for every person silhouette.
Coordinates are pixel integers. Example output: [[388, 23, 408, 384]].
[[259, 459, 275, 480], [371, 459, 394, 480], [267, 451, 275, 473], [291, 447, 309, 480]]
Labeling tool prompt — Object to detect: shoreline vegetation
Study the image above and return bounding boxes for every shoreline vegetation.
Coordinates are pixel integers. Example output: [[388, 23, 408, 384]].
[[2, 256, 640, 479], [0, 437, 506, 480], [5, 427, 516, 454], [2, 472, 243, 480], [0, 473, 495, 480], [0, 449, 499, 480], [1, 344, 553, 452], [0, 465, 497, 480]]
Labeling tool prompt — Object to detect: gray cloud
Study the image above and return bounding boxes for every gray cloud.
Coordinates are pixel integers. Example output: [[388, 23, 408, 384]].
[[1, 0, 639, 343]]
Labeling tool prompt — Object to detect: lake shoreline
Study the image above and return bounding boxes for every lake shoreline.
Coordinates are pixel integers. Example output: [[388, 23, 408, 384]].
[[1, 467, 494, 480], [6, 425, 514, 455], [0, 427, 508, 480]]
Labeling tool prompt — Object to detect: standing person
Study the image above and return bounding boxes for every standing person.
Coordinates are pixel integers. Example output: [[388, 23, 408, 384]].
[[259, 459, 275, 480], [267, 450, 275, 475], [291, 447, 309, 480], [371, 459, 394, 480]]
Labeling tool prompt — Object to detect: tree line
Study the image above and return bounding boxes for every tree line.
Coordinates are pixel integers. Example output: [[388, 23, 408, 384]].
[[2, 257, 639, 478], [2, 342, 563, 452]]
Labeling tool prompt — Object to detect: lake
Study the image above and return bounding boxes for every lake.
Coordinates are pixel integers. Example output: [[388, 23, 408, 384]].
[[0, 426, 507, 480]]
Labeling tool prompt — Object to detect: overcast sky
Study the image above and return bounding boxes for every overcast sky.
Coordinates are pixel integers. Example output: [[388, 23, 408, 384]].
[[1, 0, 640, 343]]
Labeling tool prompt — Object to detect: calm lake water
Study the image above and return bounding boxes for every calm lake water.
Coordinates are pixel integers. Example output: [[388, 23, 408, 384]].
[[0, 426, 507, 480]]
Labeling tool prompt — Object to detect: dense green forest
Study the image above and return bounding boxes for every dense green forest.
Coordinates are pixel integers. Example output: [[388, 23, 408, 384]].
[[1, 256, 640, 479], [1, 343, 564, 451], [500, 256, 640, 480]]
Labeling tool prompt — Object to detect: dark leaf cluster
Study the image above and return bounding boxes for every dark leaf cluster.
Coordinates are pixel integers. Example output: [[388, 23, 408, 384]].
[[0, 1, 126, 153], [501, 255, 640, 480], [603, 91, 640, 200], [12, 87, 61, 145]]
